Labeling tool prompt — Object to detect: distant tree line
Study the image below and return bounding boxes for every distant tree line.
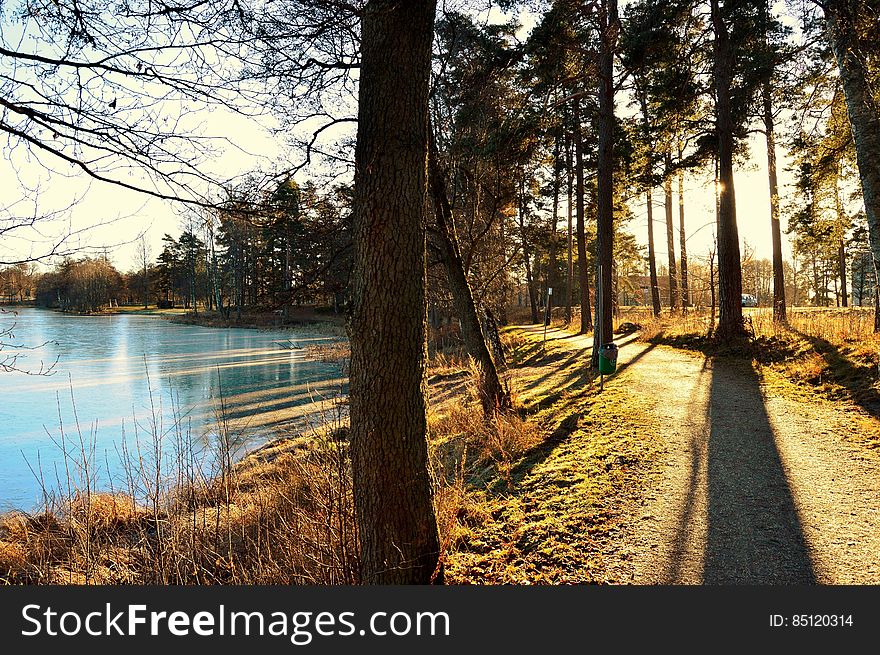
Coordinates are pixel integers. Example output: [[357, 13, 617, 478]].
[[0, 264, 38, 302], [28, 180, 353, 316], [35, 257, 123, 313], [153, 179, 353, 317]]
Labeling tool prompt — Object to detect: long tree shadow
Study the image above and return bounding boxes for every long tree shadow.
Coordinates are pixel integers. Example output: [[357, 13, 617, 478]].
[[700, 359, 816, 583], [612, 339, 658, 377], [662, 358, 712, 583], [501, 337, 659, 491], [523, 335, 649, 414], [493, 410, 584, 493], [522, 347, 591, 393], [789, 328, 880, 419]]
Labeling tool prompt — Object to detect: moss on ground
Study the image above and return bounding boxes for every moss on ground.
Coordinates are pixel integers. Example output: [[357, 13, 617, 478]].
[[445, 326, 667, 584]]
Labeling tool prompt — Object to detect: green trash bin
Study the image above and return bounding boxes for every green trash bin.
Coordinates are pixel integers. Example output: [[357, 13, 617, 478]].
[[598, 343, 618, 375]]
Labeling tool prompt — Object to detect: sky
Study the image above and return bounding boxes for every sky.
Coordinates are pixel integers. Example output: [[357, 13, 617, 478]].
[[0, 105, 283, 271], [0, 2, 827, 276], [629, 134, 796, 268]]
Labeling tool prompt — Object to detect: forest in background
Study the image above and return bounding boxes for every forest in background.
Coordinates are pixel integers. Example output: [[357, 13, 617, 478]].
[[3, 0, 878, 326], [2, 0, 880, 585]]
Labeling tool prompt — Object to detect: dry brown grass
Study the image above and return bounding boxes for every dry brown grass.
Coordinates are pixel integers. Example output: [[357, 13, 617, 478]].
[[0, 320, 651, 586], [305, 342, 351, 378], [626, 305, 880, 416], [618, 304, 878, 346], [0, 335, 535, 585], [427, 348, 472, 377], [0, 396, 359, 585]]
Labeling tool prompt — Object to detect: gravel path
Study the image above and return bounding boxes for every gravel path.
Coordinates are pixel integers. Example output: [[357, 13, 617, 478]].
[[603, 339, 880, 584]]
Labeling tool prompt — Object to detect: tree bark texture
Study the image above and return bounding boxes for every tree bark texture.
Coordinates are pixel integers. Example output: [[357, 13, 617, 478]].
[[825, 1, 880, 330], [574, 97, 593, 334], [763, 83, 787, 323], [664, 156, 679, 312], [647, 188, 661, 316], [549, 134, 562, 323], [678, 169, 690, 309], [518, 177, 540, 324], [428, 131, 509, 415], [591, 0, 618, 367], [565, 134, 574, 324], [711, 0, 745, 340], [349, 0, 441, 585]]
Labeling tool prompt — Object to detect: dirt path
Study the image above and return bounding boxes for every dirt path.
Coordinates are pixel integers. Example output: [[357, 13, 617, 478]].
[[519, 326, 880, 584], [608, 337, 880, 583]]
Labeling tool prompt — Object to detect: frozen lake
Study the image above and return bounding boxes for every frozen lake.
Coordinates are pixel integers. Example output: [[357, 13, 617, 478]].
[[0, 308, 345, 509]]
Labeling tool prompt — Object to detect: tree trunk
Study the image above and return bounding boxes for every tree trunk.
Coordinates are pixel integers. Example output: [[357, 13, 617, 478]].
[[709, 247, 717, 334], [574, 97, 593, 334], [647, 188, 661, 316], [825, 1, 880, 331], [857, 257, 865, 306], [875, 285, 879, 327], [591, 0, 617, 368], [711, 0, 745, 340], [678, 168, 690, 310], [832, 170, 849, 309], [763, 83, 787, 323], [664, 153, 679, 313], [565, 133, 574, 324], [349, 0, 441, 585], [518, 178, 540, 324], [427, 130, 509, 415], [548, 134, 561, 324]]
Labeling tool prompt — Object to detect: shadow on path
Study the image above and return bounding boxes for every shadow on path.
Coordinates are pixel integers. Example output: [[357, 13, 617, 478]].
[[664, 358, 817, 584], [662, 358, 712, 583]]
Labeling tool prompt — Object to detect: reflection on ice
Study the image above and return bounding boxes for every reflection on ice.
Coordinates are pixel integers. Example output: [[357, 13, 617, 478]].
[[0, 309, 346, 509]]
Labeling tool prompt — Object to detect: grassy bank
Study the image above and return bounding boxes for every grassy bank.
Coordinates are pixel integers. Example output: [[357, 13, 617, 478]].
[[439, 328, 665, 583], [31, 304, 347, 333], [166, 306, 346, 331], [1, 323, 667, 585]]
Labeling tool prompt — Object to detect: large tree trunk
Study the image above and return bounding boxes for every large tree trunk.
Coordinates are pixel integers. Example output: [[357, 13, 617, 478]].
[[591, 0, 617, 368], [349, 0, 441, 585], [711, 0, 746, 340], [664, 153, 679, 313], [875, 285, 880, 324], [647, 188, 661, 316], [763, 83, 787, 323], [825, 1, 880, 331], [636, 83, 660, 317], [565, 133, 574, 324], [427, 131, 510, 415], [678, 168, 690, 310], [574, 97, 593, 334], [709, 247, 717, 333]]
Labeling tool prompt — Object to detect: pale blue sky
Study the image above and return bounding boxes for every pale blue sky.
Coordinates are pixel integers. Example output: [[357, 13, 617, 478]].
[[0, 1, 850, 275]]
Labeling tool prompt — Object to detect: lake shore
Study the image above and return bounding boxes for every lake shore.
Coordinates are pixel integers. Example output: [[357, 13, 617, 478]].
[[20, 304, 347, 333], [0, 306, 351, 511], [165, 306, 346, 332]]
